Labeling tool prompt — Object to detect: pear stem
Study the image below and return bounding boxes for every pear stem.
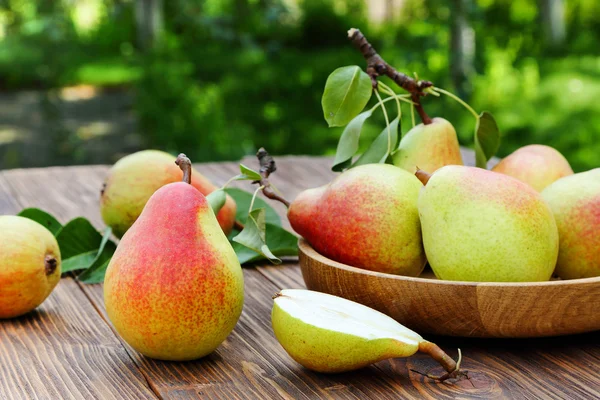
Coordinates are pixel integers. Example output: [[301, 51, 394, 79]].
[[348, 28, 433, 125], [415, 169, 432, 186], [175, 153, 192, 184], [253, 148, 291, 208], [413, 341, 465, 382]]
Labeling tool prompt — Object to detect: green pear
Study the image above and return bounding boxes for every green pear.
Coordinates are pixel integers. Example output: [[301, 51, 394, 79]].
[[542, 169, 600, 279], [272, 289, 461, 379], [492, 144, 573, 192], [0, 216, 61, 319], [417, 166, 558, 282], [288, 164, 426, 276], [393, 118, 463, 173], [104, 154, 244, 361], [100, 150, 237, 238]]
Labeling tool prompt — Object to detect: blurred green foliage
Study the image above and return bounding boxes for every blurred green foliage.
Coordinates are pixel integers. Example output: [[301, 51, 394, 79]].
[[0, 0, 599, 171]]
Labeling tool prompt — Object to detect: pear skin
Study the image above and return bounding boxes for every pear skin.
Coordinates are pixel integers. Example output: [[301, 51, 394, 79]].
[[492, 144, 573, 192], [393, 118, 463, 173], [100, 150, 236, 237], [542, 169, 600, 279], [288, 164, 426, 276], [418, 166, 558, 282], [0, 216, 61, 319], [104, 163, 244, 361]]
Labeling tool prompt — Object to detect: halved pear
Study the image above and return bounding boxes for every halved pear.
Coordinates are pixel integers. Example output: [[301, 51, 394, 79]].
[[271, 289, 461, 379]]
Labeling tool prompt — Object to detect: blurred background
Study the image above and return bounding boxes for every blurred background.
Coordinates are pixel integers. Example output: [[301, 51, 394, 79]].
[[0, 0, 598, 171]]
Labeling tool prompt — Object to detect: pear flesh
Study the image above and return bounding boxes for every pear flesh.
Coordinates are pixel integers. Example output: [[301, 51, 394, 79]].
[[272, 289, 423, 373], [0, 216, 61, 319], [542, 168, 600, 279], [418, 166, 559, 282]]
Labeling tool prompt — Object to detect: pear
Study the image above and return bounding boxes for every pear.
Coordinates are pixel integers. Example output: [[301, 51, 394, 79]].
[[288, 164, 426, 276], [417, 166, 558, 282], [0, 216, 61, 319], [272, 289, 461, 380], [492, 144, 573, 192], [103, 154, 244, 361], [100, 150, 237, 238], [392, 118, 463, 173], [541, 169, 600, 279]]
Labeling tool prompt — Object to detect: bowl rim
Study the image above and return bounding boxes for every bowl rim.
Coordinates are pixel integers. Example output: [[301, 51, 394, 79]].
[[299, 238, 600, 288]]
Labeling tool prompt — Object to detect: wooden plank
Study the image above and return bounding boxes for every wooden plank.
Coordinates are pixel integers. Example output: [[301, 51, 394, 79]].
[[0, 171, 157, 400]]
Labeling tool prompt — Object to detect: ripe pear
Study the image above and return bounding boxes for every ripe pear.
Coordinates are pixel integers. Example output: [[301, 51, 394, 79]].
[[541, 169, 600, 279], [288, 164, 426, 276], [392, 118, 463, 173], [417, 166, 558, 282], [492, 144, 573, 192], [0, 216, 61, 319], [100, 150, 236, 238], [272, 289, 461, 380], [104, 154, 244, 361]]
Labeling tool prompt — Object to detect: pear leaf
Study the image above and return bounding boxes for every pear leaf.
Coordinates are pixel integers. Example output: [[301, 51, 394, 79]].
[[332, 109, 373, 171], [61, 250, 97, 273], [353, 116, 400, 167], [18, 208, 62, 236], [232, 208, 282, 264], [206, 189, 227, 215], [237, 164, 262, 181], [322, 66, 373, 127], [77, 227, 117, 284], [475, 111, 501, 169], [224, 188, 281, 226], [55, 218, 106, 259], [232, 223, 298, 264]]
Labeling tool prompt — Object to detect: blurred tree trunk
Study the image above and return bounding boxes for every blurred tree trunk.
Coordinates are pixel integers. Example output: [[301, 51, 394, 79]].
[[539, 0, 566, 49], [135, 0, 164, 51], [450, 0, 475, 98]]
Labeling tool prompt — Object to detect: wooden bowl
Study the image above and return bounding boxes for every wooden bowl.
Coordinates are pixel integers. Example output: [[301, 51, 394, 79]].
[[298, 239, 600, 338]]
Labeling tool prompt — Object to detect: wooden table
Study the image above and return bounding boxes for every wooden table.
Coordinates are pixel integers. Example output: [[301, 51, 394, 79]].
[[0, 154, 598, 399]]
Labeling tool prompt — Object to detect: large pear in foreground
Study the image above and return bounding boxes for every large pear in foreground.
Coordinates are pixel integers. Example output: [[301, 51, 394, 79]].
[[272, 289, 461, 380], [288, 164, 426, 276], [392, 118, 463, 173], [101, 150, 237, 238], [492, 144, 573, 192], [104, 155, 244, 361], [0, 216, 61, 318], [542, 169, 600, 279], [418, 166, 558, 282]]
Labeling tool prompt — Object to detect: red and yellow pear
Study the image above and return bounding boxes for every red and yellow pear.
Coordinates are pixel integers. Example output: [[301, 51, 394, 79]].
[[104, 154, 244, 361], [491, 144, 573, 192], [288, 163, 426, 276], [100, 150, 237, 237]]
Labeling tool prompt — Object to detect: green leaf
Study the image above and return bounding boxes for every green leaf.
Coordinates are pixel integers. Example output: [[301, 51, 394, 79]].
[[475, 111, 501, 169], [237, 164, 262, 181], [61, 250, 97, 273], [232, 223, 298, 264], [232, 208, 281, 264], [224, 188, 281, 226], [55, 218, 104, 259], [77, 227, 117, 284], [353, 116, 400, 167], [322, 66, 373, 127], [206, 189, 227, 215], [332, 109, 373, 171], [17, 208, 62, 236]]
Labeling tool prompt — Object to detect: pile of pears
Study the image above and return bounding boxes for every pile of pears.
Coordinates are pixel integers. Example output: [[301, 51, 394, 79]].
[[289, 120, 600, 282]]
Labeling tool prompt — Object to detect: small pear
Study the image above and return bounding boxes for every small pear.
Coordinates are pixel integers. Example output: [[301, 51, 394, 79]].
[[104, 155, 244, 361], [288, 164, 426, 276], [100, 150, 237, 237], [492, 144, 573, 192], [393, 118, 463, 173], [417, 166, 558, 282], [0, 216, 61, 318], [542, 169, 600, 279], [272, 289, 461, 379]]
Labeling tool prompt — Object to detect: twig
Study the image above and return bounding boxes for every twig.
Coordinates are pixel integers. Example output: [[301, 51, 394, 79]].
[[348, 28, 433, 125], [254, 148, 291, 208]]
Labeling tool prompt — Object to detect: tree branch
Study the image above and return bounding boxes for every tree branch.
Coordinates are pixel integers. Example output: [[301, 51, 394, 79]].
[[348, 28, 433, 125], [254, 148, 291, 208]]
